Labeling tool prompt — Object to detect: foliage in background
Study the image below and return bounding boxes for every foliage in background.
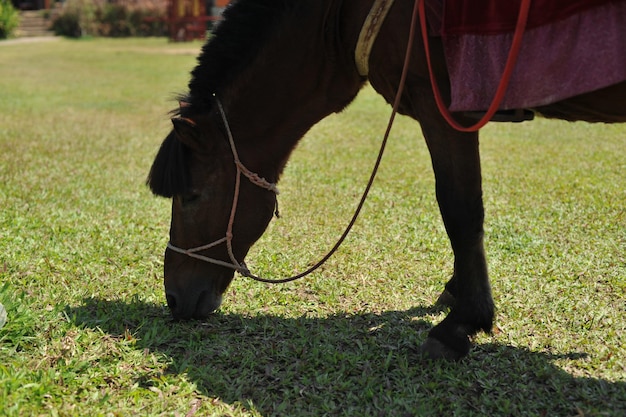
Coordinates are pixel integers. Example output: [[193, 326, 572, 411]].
[[51, 0, 98, 37], [0, 0, 20, 39], [98, 2, 165, 37], [52, 0, 166, 37]]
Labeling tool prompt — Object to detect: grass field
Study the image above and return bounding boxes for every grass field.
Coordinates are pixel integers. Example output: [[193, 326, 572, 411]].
[[0, 38, 625, 416]]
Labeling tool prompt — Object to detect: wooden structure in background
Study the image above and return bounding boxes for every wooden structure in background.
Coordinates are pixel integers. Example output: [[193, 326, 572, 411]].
[[167, 0, 231, 41], [11, 0, 51, 10]]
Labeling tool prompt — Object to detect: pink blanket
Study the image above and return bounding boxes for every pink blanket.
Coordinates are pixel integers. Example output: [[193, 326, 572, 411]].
[[427, 0, 626, 111]]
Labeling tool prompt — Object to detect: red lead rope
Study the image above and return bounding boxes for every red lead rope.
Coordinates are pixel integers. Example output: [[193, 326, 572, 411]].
[[418, 0, 532, 132]]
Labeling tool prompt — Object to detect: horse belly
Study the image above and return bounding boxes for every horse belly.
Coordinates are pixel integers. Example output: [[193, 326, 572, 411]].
[[533, 81, 626, 123]]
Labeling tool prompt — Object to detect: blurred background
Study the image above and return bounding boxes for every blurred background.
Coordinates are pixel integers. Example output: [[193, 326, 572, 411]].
[[2, 0, 232, 40]]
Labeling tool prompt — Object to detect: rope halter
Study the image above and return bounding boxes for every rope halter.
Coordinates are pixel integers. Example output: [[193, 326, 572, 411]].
[[166, 96, 279, 277]]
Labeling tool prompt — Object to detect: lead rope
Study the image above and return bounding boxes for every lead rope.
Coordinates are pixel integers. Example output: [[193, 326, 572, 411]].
[[239, 0, 421, 284]]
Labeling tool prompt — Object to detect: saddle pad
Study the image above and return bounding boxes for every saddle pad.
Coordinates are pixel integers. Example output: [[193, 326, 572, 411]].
[[428, 0, 626, 112], [442, 0, 615, 35]]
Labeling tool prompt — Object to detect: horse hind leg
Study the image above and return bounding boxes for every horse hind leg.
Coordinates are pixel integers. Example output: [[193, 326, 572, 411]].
[[422, 240, 494, 360], [420, 126, 494, 360]]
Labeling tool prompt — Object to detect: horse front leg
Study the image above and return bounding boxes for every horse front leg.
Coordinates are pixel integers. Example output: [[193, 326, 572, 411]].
[[420, 124, 494, 360]]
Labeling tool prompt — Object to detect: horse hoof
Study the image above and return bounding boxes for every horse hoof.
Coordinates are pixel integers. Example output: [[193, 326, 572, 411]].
[[419, 337, 466, 361], [435, 289, 456, 307]]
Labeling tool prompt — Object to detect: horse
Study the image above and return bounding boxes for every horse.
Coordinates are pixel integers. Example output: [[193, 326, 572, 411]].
[[147, 0, 626, 360]]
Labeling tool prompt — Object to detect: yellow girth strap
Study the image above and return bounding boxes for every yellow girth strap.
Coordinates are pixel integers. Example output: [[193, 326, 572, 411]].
[[355, 0, 396, 77]]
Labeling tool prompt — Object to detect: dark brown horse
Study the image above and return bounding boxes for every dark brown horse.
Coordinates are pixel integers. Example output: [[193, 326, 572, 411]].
[[148, 0, 626, 359]]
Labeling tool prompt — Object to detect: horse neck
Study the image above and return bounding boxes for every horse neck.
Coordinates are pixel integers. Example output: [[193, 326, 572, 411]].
[[218, 0, 368, 184]]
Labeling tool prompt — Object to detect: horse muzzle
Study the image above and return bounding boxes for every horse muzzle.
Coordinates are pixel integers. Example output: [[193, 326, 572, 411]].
[[163, 263, 234, 319], [165, 286, 223, 320]]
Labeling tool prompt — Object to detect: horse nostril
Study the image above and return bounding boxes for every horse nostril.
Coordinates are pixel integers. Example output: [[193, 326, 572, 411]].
[[166, 292, 178, 311]]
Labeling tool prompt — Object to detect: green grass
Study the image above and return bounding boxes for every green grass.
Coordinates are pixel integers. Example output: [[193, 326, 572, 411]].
[[1, 38, 625, 416]]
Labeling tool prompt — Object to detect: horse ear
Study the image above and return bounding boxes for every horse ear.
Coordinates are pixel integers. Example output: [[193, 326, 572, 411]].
[[171, 117, 207, 153]]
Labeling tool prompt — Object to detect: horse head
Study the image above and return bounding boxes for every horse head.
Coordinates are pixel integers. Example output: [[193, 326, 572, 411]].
[[147, 0, 365, 320], [148, 103, 279, 319]]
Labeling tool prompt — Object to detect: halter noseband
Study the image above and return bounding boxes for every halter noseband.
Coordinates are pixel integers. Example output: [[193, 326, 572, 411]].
[[166, 96, 279, 277]]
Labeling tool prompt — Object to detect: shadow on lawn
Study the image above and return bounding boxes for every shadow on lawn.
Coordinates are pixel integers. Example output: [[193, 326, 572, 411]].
[[67, 297, 626, 416]]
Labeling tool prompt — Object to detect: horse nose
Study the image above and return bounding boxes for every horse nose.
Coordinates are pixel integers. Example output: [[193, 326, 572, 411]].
[[165, 291, 187, 319], [166, 291, 178, 312], [165, 289, 221, 320], [165, 290, 196, 320]]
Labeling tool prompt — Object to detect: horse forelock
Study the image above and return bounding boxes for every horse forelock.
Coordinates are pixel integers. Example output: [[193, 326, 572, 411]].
[[147, 130, 191, 198]]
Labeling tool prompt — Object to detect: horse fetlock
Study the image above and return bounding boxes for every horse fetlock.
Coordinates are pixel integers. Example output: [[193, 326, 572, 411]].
[[453, 287, 495, 334], [435, 289, 456, 308], [474, 297, 495, 334]]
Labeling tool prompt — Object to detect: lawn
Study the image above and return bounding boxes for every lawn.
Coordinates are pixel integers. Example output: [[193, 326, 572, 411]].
[[0, 38, 624, 416]]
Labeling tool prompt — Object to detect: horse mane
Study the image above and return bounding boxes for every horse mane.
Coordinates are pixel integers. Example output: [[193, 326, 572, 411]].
[[148, 0, 343, 197], [184, 0, 301, 113], [148, 0, 295, 197]]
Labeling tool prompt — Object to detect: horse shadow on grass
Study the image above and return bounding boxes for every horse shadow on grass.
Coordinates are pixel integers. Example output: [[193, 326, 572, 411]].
[[67, 297, 626, 416]]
